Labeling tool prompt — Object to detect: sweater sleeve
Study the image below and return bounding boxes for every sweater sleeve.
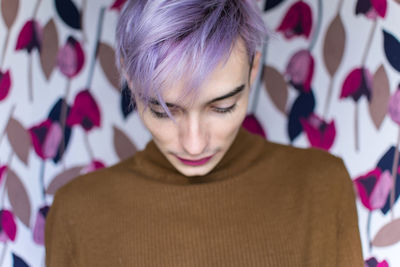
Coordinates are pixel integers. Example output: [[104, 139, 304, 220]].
[[336, 160, 364, 266], [45, 191, 78, 267]]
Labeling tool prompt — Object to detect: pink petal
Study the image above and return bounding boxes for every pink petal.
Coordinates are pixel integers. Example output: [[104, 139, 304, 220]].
[[377, 260, 389, 267], [1, 210, 17, 241], [276, 2, 313, 39], [0, 70, 11, 101], [67, 90, 101, 131], [354, 168, 382, 211], [300, 114, 336, 150], [81, 160, 106, 174], [33, 206, 49, 245], [388, 90, 400, 125], [15, 20, 42, 53], [370, 170, 393, 210], [57, 37, 85, 78], [286, 50, 314, 92], [371, 0, 387, 18], [340, 68, 363, 99], [0, 166, 7, 184], [242, 114, 267, 139], [29, 119, 53, 159], [110, 0, 127, 11], [42, 122, 62, 159], [15, 20, 34, 51]]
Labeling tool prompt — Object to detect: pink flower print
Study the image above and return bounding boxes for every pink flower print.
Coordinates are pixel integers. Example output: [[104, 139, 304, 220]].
[[388, 88, 400, 125], [340, 67, 372, 102], [0, 210, 17, 242], [0, 70, 11, 101], [33, 205, 49, 245], [276, 1, 313, 39], [110, 0, 127, 11], [242, 114, 267, 139], [29, 119, 63, 160], [300, 113, 336, 150], [356, 0, 387, 19], [354, 168, 393, 211], [365, 257, 390, 267], [15, 20, 43, 53], [57, 36, 85, 78], [81, 160, 106, 175], [286, 49, 314, 92], [66, 90, 101, 132]]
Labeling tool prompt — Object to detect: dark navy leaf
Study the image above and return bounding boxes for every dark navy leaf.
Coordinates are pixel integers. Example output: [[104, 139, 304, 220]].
[[355, 0, 371, 15], [264, 0, 286, 12], [287, 91, 315, 142], [12, 253, 30, 267], [48, 98, 72, 163], [54, 0, 81, 30], [383, 30, 400, 73], [376, 146, 400, 214], [121, 83, 136, 119]]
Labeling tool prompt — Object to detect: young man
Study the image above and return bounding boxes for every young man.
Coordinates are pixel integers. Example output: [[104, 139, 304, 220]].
[[45, 0, 364, 266]]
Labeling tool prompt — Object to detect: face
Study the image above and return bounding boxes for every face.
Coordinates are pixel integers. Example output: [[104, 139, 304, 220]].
[[133, 41, 260, 177]]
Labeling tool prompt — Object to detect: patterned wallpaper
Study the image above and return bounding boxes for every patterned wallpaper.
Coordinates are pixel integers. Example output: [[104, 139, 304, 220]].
[[0, 0, 399, 266]]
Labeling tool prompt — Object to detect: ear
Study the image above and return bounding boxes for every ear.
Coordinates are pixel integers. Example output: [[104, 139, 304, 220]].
[[249, 51, 262, 87]]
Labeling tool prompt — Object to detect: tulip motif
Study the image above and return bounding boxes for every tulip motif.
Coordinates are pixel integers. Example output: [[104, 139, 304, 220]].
[[354, 168, 392, 211], [81, 160, 106, 175], [276, 1, 313, 39], [33, 205, 49, 245], [285, 49, 314, 92], [57, 36, 85, 78], [15, 20, 43, 53], [110, 0, 127, 11], [242, 114, 267, 139], [29, 119, 63, 160], [67, 90, 101, 132], [300, 113, 336, 150], [0, 210, 17, 242], [364, 257, 389, 267], [340, 67, 372, 102], [388, 87, 400, 125], [0, 70, 11, 101], [355, 0, 387, 19]]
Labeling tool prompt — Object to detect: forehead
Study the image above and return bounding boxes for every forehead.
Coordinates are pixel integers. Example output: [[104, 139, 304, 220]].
[[160, 40, 250, 106]]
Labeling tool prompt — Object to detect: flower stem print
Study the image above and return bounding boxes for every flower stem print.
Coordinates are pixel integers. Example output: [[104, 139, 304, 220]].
[[59, 80, 71, 169], [39, 161, 46, 202], [0, 242, 8, 267], [390, 130, 400, 219], [81, 0, 88, 44], [84, 133, 94, 161], [86, 7, 106, 90], [308, 0, 323, 52], [367, 211, 372, 251]]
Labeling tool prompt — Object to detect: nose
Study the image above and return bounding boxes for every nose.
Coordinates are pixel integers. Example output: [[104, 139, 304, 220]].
[[179, 114, 208, 156]]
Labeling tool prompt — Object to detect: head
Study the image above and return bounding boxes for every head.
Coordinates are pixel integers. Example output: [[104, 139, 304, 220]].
[[116, 0, 267, 176]]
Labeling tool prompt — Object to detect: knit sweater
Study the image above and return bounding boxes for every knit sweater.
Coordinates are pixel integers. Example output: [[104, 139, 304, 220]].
[[45, 128, 364, 266]]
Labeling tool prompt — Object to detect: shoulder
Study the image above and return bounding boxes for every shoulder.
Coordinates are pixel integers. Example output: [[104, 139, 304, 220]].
[[52, 155, 139, 208], [261, 141, 350, 191]]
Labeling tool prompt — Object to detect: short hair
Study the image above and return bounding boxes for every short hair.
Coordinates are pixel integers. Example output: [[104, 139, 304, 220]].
[[115, 0, 267, 113]]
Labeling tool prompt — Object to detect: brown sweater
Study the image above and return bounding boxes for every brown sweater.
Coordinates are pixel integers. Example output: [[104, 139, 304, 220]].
[[45, 128, 364, 266]]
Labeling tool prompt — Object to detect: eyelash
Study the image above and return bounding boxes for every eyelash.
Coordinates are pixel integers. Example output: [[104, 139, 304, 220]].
[[150, 104, 237, 119]]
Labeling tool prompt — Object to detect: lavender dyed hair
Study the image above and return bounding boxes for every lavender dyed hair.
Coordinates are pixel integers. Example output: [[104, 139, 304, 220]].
[[115, 0, 267, 112]]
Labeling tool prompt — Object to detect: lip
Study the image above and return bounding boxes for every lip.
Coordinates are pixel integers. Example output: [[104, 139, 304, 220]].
[[176, 155, 214, 166]]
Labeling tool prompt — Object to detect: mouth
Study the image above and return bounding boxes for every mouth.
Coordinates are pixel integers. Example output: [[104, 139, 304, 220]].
[[176, 155, 214, 166]]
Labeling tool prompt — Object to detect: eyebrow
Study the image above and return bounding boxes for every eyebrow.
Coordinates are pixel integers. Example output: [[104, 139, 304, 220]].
[[148, 84, 246, 108]]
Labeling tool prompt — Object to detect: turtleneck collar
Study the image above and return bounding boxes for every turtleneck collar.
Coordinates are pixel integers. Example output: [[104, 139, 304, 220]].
[[131, 127, 267, 185]]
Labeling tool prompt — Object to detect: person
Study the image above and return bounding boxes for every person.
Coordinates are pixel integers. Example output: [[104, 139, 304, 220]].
[[45, 0, 364, 266]]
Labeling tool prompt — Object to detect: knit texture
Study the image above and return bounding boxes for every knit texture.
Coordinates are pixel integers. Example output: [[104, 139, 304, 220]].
[[45, 128, 364, 266]]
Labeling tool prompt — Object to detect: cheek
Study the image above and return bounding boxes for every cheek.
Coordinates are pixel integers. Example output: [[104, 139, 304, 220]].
[[212, 103, 247, 142], [140, 112, 177, 147]]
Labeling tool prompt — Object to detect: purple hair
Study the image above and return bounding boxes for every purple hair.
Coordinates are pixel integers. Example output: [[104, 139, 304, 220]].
[[115, 0, 267, 112]]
